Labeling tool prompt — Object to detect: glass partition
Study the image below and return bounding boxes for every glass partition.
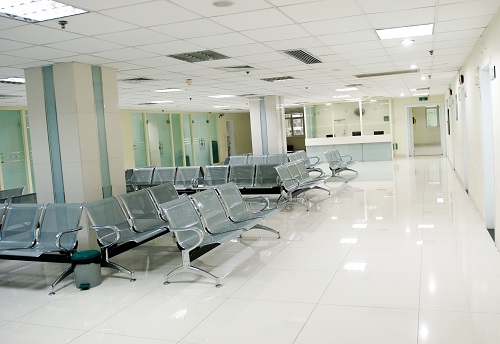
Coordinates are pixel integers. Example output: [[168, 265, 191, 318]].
[[0, 110, 28, 189], [209, 114, 219, 164], [146, 113, 173, 166], [131, 112, 147, 167], [192, 113, 211, 166], [304, 99, 391, 138], [170, 114, 184, 166]]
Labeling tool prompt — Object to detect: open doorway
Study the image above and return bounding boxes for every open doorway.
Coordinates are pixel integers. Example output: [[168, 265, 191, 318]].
[[412, 106, 441, 156], [406, 103, 445, 157]]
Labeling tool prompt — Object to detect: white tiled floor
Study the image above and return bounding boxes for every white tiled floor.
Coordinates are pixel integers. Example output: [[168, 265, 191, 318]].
[[1, 156, 499, 343]]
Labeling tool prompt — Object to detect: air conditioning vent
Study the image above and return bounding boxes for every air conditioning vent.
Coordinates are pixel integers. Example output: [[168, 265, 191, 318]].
[[345, 84, 363, 87], [0, 94, 21, 98], [282, 49, 322, 64], [121, 77, 155, 83], [261, 76, 295, 82], [167, 50, 230, 63], [238, 93, 258, 97], [355, 69, 420, 78]]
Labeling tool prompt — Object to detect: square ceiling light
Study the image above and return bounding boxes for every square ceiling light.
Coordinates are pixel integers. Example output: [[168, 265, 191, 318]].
[[0, 0, 87, 23], [376, 24, 433, 40]]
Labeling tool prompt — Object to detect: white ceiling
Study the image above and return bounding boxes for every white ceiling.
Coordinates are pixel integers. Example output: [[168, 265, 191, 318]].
[[0, 0, 498, 112]]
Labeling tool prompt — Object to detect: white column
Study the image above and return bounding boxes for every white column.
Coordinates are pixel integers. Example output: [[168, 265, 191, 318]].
[[249, 96, 286, 155]]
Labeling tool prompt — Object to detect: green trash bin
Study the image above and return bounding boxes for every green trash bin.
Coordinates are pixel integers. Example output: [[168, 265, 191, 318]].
[[72, 250, 102, 290]]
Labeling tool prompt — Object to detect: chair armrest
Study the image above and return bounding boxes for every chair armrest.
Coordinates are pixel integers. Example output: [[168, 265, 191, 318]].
[[278, 177, 301, 191], [55, 226, 83, 251], [309, 167, 325, 178], [90, 225, 121, 248], [169, 226, 204, 251], [341, 154, 353, 162], [244, 195, 271, 211], [309, 156, 321, 165]]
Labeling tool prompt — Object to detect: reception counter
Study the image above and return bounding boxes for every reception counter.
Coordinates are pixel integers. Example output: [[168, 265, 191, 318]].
[[305, 134, 393, 161]]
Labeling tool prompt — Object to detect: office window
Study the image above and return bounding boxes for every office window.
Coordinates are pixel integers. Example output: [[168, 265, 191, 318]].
[[426, 107, 439, 127], [285, 112, 304, 137]]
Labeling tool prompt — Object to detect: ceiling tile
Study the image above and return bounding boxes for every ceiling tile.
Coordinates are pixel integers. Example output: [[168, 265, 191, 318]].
[[0, 25, 83, 45], [0, 17, 27, 30], [301, 16, 372, 36], [318, 30, 378, 45], [438, 1, 500, 21], [92, 48, 159, 61], [150, 19, 231, 39], [211, 8, 294, 31], [0, 39, 32, 51], [170, 0, 271, 16], [187, 33, 256, 49], [45, 37, 124, 54], [6, 46, 78, 61], [60, 0, 151, 11], [216, 44, 275, 57], [101, 1, 200, 27], [333, 41, 383, 54], [264, 37, 324, 50], [435, 15, 493, 33], [267, 0, 321, 5], [95, 29, 175, 46], [243, 25, 311, 41], [38, 13, 139, 36], [367, 7, 435, 28], [434, 28, 485, 41], [138, 41, 205, 55], [357, 0, 437, 14], [280, 0, 362, 22]]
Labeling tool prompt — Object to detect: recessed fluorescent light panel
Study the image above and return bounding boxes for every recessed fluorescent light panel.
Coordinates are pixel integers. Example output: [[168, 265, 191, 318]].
[[154, 88, 183, 93], [401, 39, 414, 46], [143, 100, 174, 104], [0, 77, 25, 84], [335, 87, 358, 92], [376, 24, 434, 40], [0, 0, 87, 22], [332, 95, 351, 98], [209, 95, 235, 98]]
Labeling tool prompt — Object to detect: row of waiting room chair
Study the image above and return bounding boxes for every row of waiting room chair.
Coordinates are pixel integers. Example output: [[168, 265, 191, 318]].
[[0, 186, 37, 204], [0, 182, 279, 294], [224, 150, 323, 170], [127, 164, 281, 192]]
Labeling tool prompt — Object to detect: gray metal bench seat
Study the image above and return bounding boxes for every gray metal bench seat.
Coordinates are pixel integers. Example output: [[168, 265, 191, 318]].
[[297, 150, 323, 169], [0, 186, 26, 203], [159, 187, 280, 286], [324, 149, 358, 179], [0, 203, 84, 295], [84, 191, 172, 282], [127, 167, 156, 190], [214, 183, 280, 237], [175, 166, 203, 191], [151, 166, 177, 186], [275, 162, 331, 210], [200, 165, 229, 188]]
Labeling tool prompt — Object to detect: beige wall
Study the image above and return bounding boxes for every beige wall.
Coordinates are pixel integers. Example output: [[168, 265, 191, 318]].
[[217, 113, 253, 162], [412, 107, 441, 145]]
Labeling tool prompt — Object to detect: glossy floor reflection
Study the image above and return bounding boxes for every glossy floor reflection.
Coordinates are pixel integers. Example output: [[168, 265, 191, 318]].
[[0, 156, 498, 344]]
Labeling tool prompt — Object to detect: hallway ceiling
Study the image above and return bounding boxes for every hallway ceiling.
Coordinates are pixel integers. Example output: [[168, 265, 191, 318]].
[[0, 0, 498, 112]]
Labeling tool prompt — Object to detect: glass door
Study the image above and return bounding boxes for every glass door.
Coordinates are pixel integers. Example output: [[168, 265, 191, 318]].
[[0, 110, 28, 189]]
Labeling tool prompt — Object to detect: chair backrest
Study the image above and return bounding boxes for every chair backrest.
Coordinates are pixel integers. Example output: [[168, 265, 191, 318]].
[[203, 165, 229, 187], [332, 149, 342, 161], [229, 164, 255, 188], [297, 150, 311, 164], [275, 165, 298, 191], [147, 183, 179, 206], [324, 151, 341, 169], [287, 161, 303, 181], [0, 202, 6, 228], [214, 183, 248, 220], [11, 193, 37, 204], [266, 154, 287, 164], [254, 164, 279, 187], [228, 155, 248, 165], [151, 167, 177, 185], [84, 197, 130, 246], [129, 167, 155, 188], [119, 190, 164, 232], [247, 155, 267, 164], [295, 160, 311, 180], [160, 197, 204, 249], [0, 186, 25, 200], [37, 203, 82, 251], [287, 152, 301, 162], [189, 189, 232, 234], [175, 166, 202, 189], [0, 203, 43, 248]]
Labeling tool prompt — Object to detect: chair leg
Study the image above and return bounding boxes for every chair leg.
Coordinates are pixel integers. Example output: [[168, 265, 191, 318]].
[[164, 251, 221, 287], [102, 260, 136, 281], [101, 250, 135, 281], [48, 265, 75, 295], [253, 224, 280, 238]]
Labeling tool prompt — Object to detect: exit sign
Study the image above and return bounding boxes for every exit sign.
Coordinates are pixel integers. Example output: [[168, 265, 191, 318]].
[[419, 96, 428, 101]]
